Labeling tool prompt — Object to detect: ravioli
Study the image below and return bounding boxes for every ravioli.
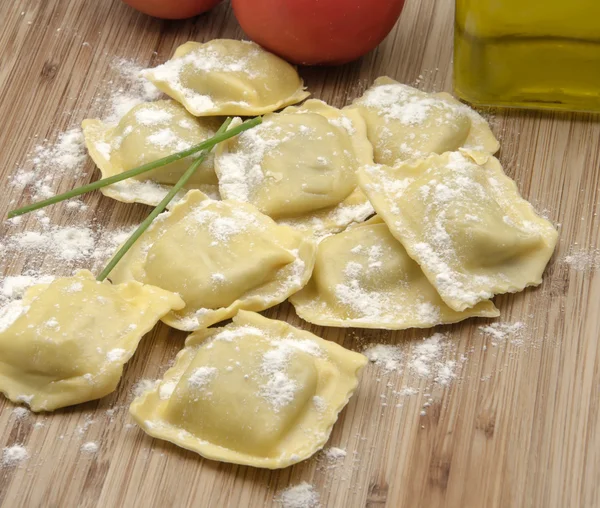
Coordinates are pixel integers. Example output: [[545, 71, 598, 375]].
[[130, 310, 367, 469], [347, 76, 499, 165], [358, 150, 558, 311], [82, 100, 222, 206], [109, 190, 317, 331], [290, 217, 499, 328], [142, 39, 309, 117], [0, 270, 184, 412], [214, 100, 375, 237]]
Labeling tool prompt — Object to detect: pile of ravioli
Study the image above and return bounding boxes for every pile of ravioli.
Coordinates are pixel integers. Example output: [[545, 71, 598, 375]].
[[0, 39, 558, 469]]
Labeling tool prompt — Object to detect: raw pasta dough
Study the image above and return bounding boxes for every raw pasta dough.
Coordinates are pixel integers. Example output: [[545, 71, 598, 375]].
[[347, 76, 499, 165], [214, 100, 375, 237], [358, 150, 558, 311], [142, 39, 310, 117], [0, 270, 183, 412], [82, 100, 222, 206], [290, 217, 499, 328], [109, 190, 317, 331], [130, 310, 367, 469]]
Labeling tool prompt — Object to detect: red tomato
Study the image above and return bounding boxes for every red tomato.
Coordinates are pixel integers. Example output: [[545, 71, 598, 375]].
[[122, 0, 223, 20], [231, 0, 406, 65]]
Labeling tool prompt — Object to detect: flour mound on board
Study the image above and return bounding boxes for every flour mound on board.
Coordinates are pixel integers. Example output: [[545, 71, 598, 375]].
[[478, 321, 526, 346], [363, 344, 403, 372], [365, 333, 458, 387], [275, 482, 320, 508], [0, 224, 138, 293], [11, 407, 30, 420], [10, 128, 88, 200], [563, 248, 600, 272], [408, 333, 457, 385], [323, 446, 347, 462], [80, 442, 99, 454], [1, 445, 29, 467], [103, 58, 162, 124]]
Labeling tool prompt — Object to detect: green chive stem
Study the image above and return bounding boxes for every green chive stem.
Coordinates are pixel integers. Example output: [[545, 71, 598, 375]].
[[8, 116, 261, 219], [95, 118, 237, 282]]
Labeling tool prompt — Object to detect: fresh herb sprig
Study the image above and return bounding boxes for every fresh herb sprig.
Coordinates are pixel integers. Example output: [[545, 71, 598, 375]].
[[95, 117, 245, 282], [8, 116, 261, 219]]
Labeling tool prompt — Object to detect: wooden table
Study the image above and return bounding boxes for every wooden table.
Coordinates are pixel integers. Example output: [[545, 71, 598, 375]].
[[0, 1, 599, 507]]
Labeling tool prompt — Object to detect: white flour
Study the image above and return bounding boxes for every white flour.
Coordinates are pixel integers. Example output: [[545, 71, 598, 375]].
[[11, 407, 30, 420], [479, 321, 526, 347], [188, 367, 218, 390], [10, 128, 88, 200], [131, 379, 160, 398], [1, 445, 29, 467], [364, 344, 403, 372], [323, 447, 347, 462], [141, 41, 259, 115], [360, 83, 459, 127], [0, 223, 137, 306], [9, 57, 161, 202], [80, 442, 99, 454], [259, 338, 322, 412], [275, 482, 320, 508], [364, 332, 459, 414], [103, 58, 162, 124], [563, 248, 600, 271]]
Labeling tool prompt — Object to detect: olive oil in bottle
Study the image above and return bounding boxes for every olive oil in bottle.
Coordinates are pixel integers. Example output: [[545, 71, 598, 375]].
[[454, 0, 600, 112]]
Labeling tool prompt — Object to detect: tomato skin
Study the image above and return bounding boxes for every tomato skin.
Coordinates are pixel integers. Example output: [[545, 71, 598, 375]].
[[122, 0, 223, 20], [231, 0, 406, 65]]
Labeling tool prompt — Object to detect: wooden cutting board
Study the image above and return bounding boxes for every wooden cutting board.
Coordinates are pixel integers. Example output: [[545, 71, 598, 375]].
[[0, 1, 598, 507]]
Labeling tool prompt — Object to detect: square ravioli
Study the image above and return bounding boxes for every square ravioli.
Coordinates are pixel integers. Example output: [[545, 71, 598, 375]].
[[82, 100, 222, 206], [0, 270, 183, 411], [109, 190, 317, 331], [358, 151, 558, 311], [129, 311, 367, 469], [347, 76, 499, 165], [214, 100, 375, 238], [142, 39, 309, 117], [290, 217, 498, 328]]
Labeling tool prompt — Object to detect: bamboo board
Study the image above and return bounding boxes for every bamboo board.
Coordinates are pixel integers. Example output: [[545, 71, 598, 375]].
[[0, 1, 599, 507]]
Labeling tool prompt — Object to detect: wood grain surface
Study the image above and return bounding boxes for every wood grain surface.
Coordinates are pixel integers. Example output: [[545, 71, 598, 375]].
[[0, 1, 599, 507]]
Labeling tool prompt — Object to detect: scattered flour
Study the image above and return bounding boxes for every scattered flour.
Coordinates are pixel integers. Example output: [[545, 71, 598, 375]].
[[1, 445, 29, 467], [364, 333, 459, 414], [81, 442, 99, 454], [323, 447, 347, 462], [478, 321, 526, 347], [10, 128, 87, 200], [563, 248, 600, 272], [0, 275, 55, 304], [408, 333, 456, 385], [0, 224, 138, 301], [276, 482, 320, 508], [131, 379, 159, 398], [11, 407, 30, 420], [103, 58, 162, 124], [363, 344, 403, 372]]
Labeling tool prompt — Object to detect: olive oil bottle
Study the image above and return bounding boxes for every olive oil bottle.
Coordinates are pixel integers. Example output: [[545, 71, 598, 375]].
[[454, 0, 600, 112]]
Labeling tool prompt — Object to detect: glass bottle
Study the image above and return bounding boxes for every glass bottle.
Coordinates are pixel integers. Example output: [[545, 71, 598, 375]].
[[454, 0, 600, 112]]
